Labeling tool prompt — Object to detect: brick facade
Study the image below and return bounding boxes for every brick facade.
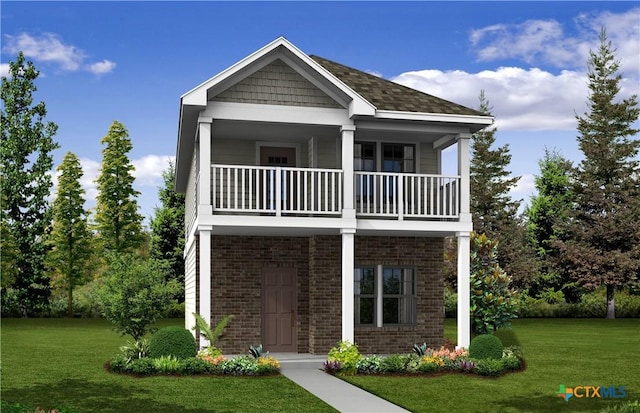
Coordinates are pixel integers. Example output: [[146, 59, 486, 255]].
[[205, 235, 444, 355]]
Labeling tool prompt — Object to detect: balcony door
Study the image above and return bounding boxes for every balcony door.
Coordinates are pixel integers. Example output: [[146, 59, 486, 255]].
[[260, 146, 296, 211]]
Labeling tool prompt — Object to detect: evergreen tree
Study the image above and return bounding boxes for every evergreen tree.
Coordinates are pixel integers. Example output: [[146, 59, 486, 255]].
[[47, 152, 94, 317], [150, 161, 185, 291], [525, 149, 580, 301], [95, 121, 144, 254], [556, 28, 640, 318], [1, 52, 60, 316], [470, 91, 533, 288]]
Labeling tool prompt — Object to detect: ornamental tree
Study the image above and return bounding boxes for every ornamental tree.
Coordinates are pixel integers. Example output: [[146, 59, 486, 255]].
[[98, 254, 181, 341], [470, 232, 517, 335]]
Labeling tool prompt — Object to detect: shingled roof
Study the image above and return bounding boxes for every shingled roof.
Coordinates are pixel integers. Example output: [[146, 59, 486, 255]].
[[310, 55, 483, 117]]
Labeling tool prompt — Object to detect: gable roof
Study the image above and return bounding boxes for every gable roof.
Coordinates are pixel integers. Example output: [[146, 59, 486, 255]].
[[310, 55, 483, 117]]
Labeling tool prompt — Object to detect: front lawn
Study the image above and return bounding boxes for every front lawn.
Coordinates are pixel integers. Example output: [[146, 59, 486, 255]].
[[0, 318, 336, 413], [343, 318, 640, 413]]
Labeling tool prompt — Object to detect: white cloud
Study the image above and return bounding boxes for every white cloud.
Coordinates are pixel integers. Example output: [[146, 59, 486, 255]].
[[509, 174, 536, 201], [0, 63, 10, 77], [469, 8, 640, 75], [132, 155, 175, 187], [88, 60, 116, 75], [392, 67, 588, 131], [2, 32, 116, 75]]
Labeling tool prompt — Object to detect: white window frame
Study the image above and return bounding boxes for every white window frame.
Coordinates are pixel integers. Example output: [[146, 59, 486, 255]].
[[354, 265, 416, 327]]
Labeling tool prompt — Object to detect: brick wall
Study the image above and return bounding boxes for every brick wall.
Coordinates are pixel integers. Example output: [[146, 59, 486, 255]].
[[209, 236, 309, 354], [354, 236, 444, 354], [206, 234, 444, 355], [308, 235, 342, 354]]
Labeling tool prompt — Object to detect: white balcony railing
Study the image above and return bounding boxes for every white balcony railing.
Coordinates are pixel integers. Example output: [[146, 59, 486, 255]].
[[355, 172, 459, 219], [209, 165, 459, 220], [212, 164, 343, 216]]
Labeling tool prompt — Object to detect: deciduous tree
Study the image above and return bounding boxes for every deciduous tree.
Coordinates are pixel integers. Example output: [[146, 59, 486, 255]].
[[47, 152, 94, 317], [1, 52, 59, 316], [556, 28, 640, 318]]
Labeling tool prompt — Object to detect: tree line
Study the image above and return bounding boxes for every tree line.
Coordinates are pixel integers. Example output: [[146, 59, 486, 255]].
[[1, 29, 638, 319], [1, 53, 185, 318], [449, 28, 639, 320]]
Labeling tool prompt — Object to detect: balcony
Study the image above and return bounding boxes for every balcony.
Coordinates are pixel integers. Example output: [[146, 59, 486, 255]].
[[208, 164, 459, 221]]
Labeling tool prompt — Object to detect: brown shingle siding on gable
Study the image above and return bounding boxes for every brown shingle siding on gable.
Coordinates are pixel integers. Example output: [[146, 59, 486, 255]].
[[310, 55, 483, 116]]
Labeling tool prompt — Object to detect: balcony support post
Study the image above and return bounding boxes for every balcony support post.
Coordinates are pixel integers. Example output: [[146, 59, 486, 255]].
[[198, 116, 213, 215], [341, 124, 356, 220], [457, 133, 472, 223]]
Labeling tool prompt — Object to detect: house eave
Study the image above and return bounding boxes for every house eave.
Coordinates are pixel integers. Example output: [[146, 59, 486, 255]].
[[374, 109, 493, 131]]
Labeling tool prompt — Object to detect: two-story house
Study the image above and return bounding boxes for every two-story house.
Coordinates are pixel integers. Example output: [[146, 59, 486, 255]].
[[175, 37, 492, 355]]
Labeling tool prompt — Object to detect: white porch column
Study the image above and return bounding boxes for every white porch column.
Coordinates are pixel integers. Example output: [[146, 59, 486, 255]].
[[341, 228, 356, 343], [198, 116, 213, 215], [199, 226, 212, 349], [457, 133, 472, 223], [456, 231, 471, 349], [341, 124, 356, 219]]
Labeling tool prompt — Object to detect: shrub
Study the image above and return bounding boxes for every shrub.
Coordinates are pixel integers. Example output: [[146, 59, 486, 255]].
[[457, 359, 476, 373], [193, 313, 234, 356], [327, 341, 362, 374], [469, 334, 503, 360], [98, 255, 180, 341], [149, 326, 196, 360], [381, 354, 406, 373], [501, 354, 522, 371], [220, 356, 259, 375], [119, 338, 150, 362], [474, 358, 505, 376], [153, 355, 181, 374], [323, 360, 342, 374], [356, 355, 383, 374], [256, 356, 280, 374], [127, 357, 156, 375], [418, 355, 444, 373], [470, 232, 517, 334], [404, 354, 421, 373], [180, 357, 214, 375]]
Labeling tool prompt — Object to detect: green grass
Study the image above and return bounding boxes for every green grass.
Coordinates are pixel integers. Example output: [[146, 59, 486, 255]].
[[343, 318, 640, 413], [0, 318, 336, 413]]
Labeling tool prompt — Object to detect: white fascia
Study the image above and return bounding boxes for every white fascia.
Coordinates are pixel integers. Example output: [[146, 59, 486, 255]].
[[180, 36, 376, 118], [375, 110, 494, 126]]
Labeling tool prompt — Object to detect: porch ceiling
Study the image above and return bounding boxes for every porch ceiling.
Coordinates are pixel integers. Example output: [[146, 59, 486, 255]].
[[212, 119, 338, 141]]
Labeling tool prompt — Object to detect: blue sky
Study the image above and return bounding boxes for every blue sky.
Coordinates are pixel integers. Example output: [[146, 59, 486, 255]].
[[1, 1, 639, 224]]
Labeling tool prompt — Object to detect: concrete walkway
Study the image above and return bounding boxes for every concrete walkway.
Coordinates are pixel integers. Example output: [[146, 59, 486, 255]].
[[275, 353, 410, 413]]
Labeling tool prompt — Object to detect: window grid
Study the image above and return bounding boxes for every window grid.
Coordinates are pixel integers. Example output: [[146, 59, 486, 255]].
[[354, 266, 416, 326]]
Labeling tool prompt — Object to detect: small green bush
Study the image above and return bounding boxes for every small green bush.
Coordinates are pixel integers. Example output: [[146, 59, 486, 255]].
[[153, 355, 181, 374], [180, 357, 214, 375], [327, 341, 362, 374], [220, 356, 259, 375], [469, 334, 503, 360], [474, 358, 505, 376], [381, 354, 406, 373], [127, 357, 156, 375], [356, 355, 383, 374], [417, 361, 440, 373], [501, 354, 522, 371], [149, 326, 196, 360]]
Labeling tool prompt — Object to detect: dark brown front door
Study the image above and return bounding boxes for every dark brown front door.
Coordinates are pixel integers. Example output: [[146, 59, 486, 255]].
[[262, 267, 297, 352]]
